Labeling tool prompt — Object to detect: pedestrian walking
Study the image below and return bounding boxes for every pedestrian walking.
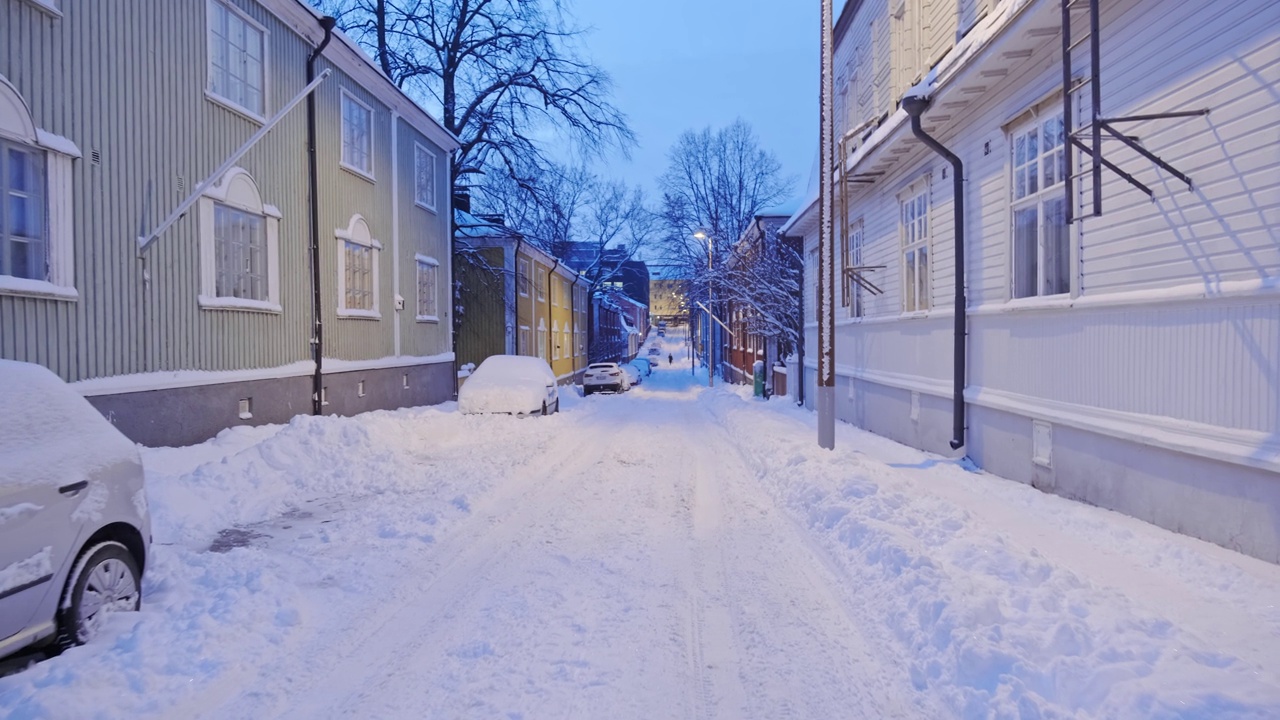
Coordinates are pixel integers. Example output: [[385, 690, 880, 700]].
[[668, 353, 673, 365]]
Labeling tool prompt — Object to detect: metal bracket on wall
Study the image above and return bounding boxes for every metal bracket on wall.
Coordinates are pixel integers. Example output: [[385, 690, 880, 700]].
[[1061, 0, 1208, 223]]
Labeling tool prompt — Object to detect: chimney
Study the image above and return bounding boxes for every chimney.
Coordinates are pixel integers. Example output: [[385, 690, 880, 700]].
[[453, 187, 471, 213]]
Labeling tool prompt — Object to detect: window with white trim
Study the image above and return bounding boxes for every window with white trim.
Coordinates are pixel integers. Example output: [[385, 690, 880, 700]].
[[552, 320, 560, 360], [341, 90, 374, 179], [208, 0, 267, 119], [517, 258, 530, 297], [536, 267, 546, 301], [1, 141, 45, 281], [842, 218, 865, 318], [563, 326, 571, 359], [198, 167, 281, 311], [1011, 110, 1069, 298], [0, 75, 77, 299], [537, 319, 547, 360], [519, 325, 530, 355], [900, 181, 930, 312], [416, 254, 439, 321], [336, 214, 380, 317], [414, 143, 437, 212]]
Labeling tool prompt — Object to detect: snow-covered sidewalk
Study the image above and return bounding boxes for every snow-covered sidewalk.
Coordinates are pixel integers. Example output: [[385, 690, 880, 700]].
[[2, 340, 1278, 719]]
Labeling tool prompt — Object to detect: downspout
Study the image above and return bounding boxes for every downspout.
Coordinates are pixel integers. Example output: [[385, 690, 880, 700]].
[[512, 236, 524, 354], [307, 16, 337, 416], [902, 94, 966, 451], [547, 259, 561, 365], [390, 110, 401, 358]]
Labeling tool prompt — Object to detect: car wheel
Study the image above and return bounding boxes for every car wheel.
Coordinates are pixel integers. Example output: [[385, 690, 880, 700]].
[[58, 541, 141, 649]]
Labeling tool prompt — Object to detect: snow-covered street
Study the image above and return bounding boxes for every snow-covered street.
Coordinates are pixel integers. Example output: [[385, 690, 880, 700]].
[[3, 331, 1279, 719]]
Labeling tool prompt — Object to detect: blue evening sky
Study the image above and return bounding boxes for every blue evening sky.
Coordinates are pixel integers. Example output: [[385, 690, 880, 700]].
[[568, 0, 822, 205]]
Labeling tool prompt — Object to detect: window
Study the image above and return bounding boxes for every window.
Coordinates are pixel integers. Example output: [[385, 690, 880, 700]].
[[208, 0, 267, 119], [336, 214, 381, 318], [519, 325, 530, 355], [517, 258, 530, 297], [0, 75, 77, 300], [552, 321, 560, 360], [1, 141, 45, 281], [416, 254, 439, 321], [414, 143, 437, 212], [808, 247, 819, 320], [537, 319, 547, 360], [536, 267, 547, 301], [1011, 111, 1069, 298], [341, 90, 374, 179], [842, 218, 865, 318], [198, 167, 281, 312], [214, 204, 267, 300], [563, 327, 571, 359], [900, 182, 930, 312], [551, 276, 559, 307]]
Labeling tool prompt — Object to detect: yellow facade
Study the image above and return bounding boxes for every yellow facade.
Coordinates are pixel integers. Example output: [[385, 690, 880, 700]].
[[514, 246, 587, 384]]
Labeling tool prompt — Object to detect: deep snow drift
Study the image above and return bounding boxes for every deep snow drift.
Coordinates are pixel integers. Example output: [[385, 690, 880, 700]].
[[2, 333, 1278, 719]]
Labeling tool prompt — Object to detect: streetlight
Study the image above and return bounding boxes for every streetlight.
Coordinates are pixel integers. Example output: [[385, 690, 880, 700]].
[[694, 230, 714, 388]]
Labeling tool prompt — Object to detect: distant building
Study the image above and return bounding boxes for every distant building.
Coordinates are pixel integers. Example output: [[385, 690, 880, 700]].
[[454, 211, 589, 385]]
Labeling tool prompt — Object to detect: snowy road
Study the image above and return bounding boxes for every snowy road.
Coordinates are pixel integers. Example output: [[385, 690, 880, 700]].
[[3, 330, 1280, 719]]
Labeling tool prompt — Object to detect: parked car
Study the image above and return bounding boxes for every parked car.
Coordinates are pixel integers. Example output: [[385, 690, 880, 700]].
[[458, 355, 560, 416], [620, 363, 643, 387], [0, 360, 151, 661], [630, 358, 653, 377], [582, 363, 631, 395], [657, 329, 665, 337], [647, 347, 661, 357]]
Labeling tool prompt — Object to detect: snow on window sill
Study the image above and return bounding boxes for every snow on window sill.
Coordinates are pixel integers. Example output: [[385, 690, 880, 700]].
[[414, 198, 438, 214], [205, 89, 266, 126], [198, 296, 282, 313], [338, 308, 382, 320], [0, 276, 78, 301], [416, 315, 440, 323], [340, 161, 376, 185]]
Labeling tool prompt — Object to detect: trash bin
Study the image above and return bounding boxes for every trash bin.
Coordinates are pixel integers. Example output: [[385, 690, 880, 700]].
[[753, 360, 766, 398]]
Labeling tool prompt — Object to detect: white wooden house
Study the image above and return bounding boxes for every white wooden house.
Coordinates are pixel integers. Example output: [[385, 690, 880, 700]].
[[783, 0, 1280, 561]]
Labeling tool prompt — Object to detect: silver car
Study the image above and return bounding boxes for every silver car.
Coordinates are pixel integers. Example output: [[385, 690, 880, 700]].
[[0, 360, 151, 661]]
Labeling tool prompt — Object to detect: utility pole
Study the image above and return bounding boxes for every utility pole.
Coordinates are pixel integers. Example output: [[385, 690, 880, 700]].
[[817, 0, 836, 449]]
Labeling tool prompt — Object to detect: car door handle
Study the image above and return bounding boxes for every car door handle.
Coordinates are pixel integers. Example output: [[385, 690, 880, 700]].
[[58, 480, 88, 496]]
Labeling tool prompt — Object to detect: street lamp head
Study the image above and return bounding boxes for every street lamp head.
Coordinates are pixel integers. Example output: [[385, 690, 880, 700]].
[[693, 230, 707, 240]]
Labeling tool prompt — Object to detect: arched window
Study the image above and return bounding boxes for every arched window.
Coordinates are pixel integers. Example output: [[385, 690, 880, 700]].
[[198, 167, 282, 312], [336, 214, 382, 318], [0, 73, 79, 299]]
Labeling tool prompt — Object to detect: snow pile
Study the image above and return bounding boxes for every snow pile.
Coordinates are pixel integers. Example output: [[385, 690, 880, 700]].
[[0, 360, 140, 489], [707, 390, 1280, 718]]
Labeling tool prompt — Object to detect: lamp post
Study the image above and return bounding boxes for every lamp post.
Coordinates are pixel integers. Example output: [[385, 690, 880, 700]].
[[694, 231, 714, 387]]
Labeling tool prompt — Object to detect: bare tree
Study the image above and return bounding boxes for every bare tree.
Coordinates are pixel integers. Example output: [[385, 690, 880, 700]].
[[722, 219, 803, 358], [313, 0, 634, 192], [657, 119, 793, 286]]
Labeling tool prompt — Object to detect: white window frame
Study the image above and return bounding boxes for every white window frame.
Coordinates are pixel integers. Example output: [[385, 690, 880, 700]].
[[1009, 107, 1070, 300], [517, 258, 530, 297], [197, 167, 281, 312], [551, 320, 560, 360], [340, 89, 375, 182], [413, 142, 437, 212], [415, 254, 439, 322], [19, 0, 62, 17], [0, 74, 78, 301], [206, 0, 269, 123], [537, 318, 547, 361], [899, 178, 931, 313], [519, 325, 530, 355], [336, 214, 381, 319], [842, 217, 865, 318], [536, 267, 547, 301]]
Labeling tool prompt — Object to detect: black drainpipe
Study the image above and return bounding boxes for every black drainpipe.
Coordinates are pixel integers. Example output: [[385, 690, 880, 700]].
[[569, 274, 582, 380], [307, 16, 336, 416], [546, 259, 561, 364], [902, 94, 966, 450], [512, 236, 524, 354]]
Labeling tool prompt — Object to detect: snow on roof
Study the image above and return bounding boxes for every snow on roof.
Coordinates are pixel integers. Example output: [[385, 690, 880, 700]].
[[0, 360, 140, 489], [454, 209, 518, 239]]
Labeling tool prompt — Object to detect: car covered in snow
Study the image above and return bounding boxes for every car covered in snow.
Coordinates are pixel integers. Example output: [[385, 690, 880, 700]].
[[630, 358, 653, 377], [0, 360, 151, 662], [647, 347, 661, 357], [457, 355, 560, 416], [620, 362, 643, 387], [582, 362, 630, 395]]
